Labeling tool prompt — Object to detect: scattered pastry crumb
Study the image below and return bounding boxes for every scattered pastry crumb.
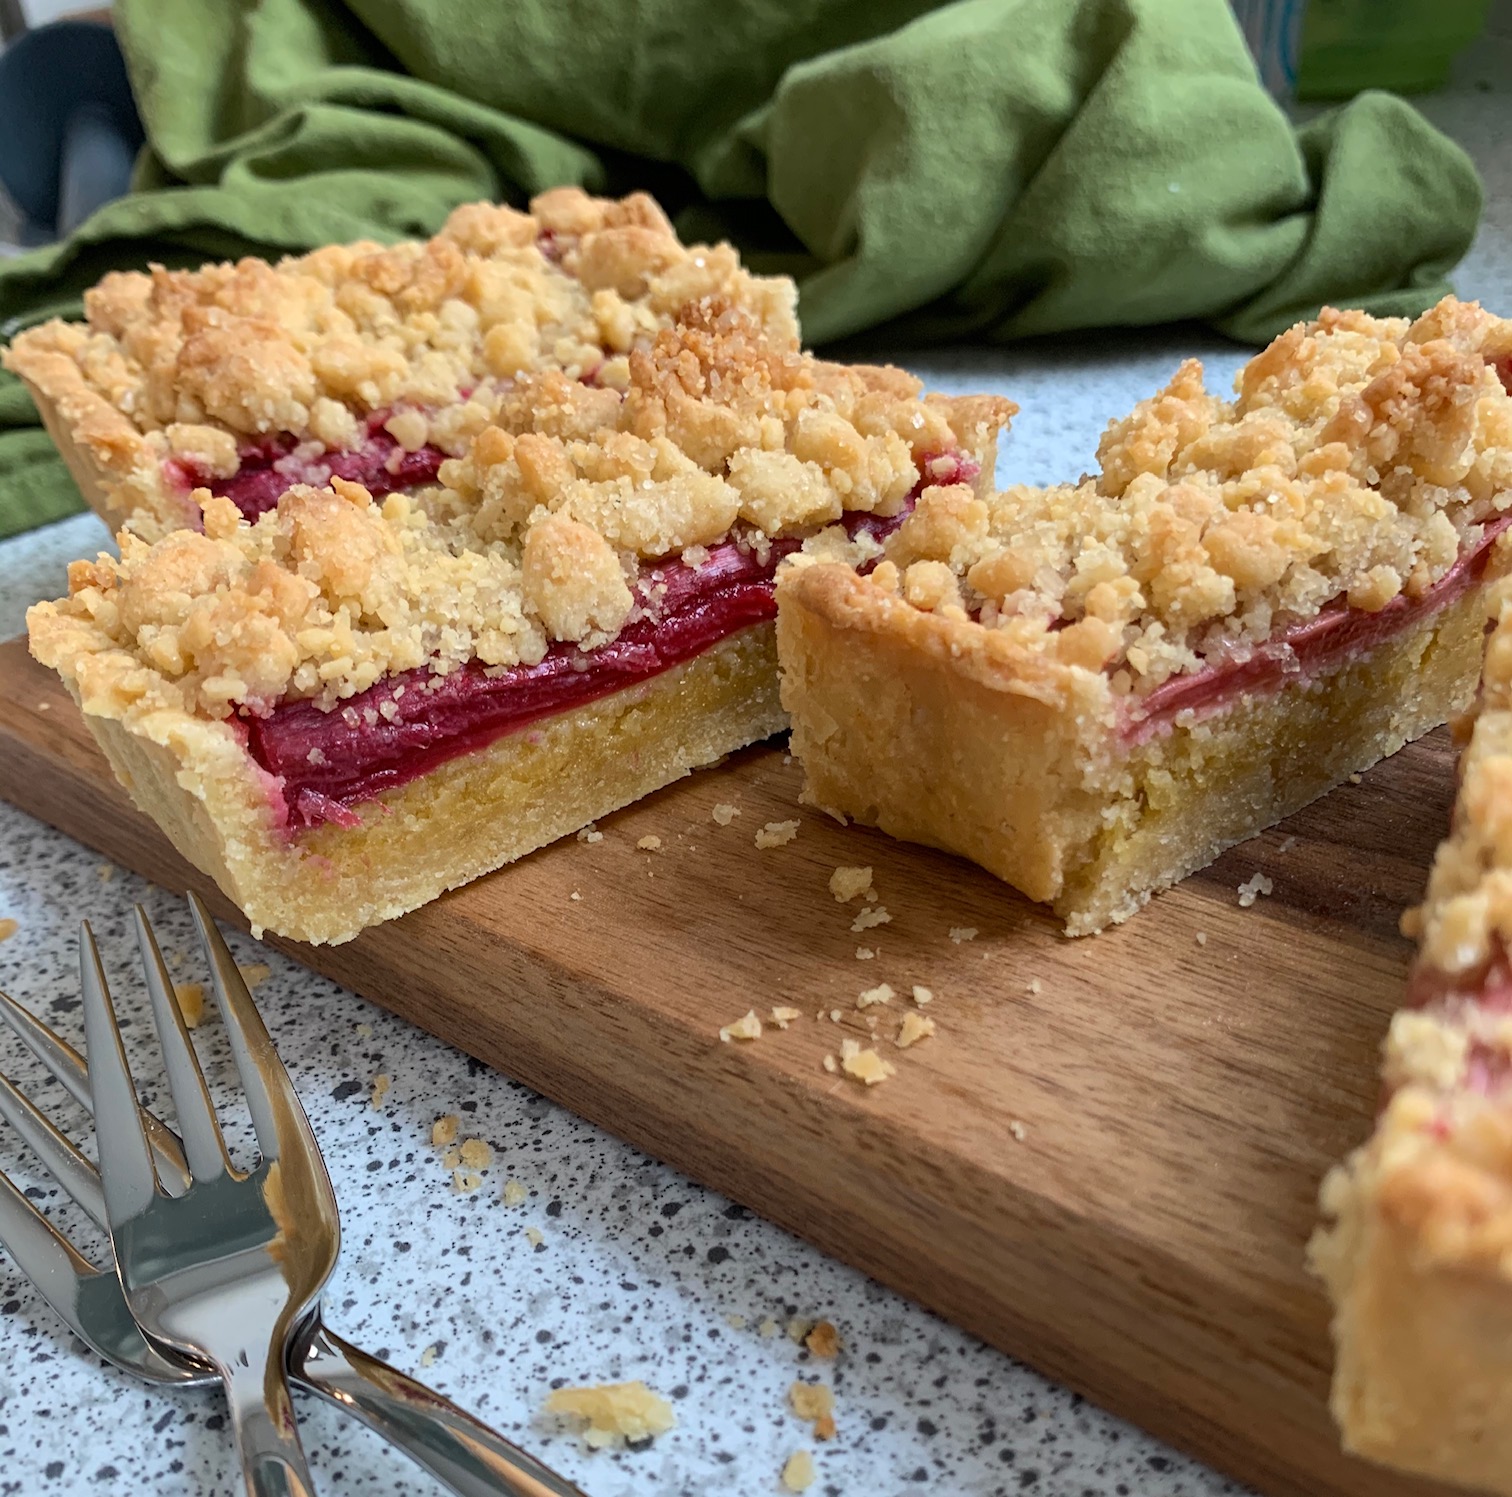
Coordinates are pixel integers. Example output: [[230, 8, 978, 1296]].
[[636, 835, 662, 851], [370, 1073, 391, 1109], [452, 1169, 484, 1194], [897, 1012, 936, 1049], [501, 1178, 528, 1206], [355, 1022, 373, 1039], [855, 946, 875, 961], [1348, 772, 1363, 785], [804, 1321, 841, 1359], [911, 985, 933, 1006], [543, 1381, 675, 1448], [441, 1146, 462, 1168], [576, 823, 603, 844], [787, 1316, 814, 1344], [238, 962, 271, 990], [96, 863, 115, 883], [771, 1005, 803, 1030], [0, 916, 22, 942], [756, 820, 800, 849], [171, 981, 207, 1029], [782, 1450, 816, 1492], [525, 1225, 545, 1247], [840, 1038, 896, 1086], [759, 1317, 779, 1338], [1009, 1119, 1028, 1142], [822, 1054, 838, 1073], [851, 905, 891, 934], [828, 1008, 843, 1023], [725, 1312, 748, 1330], [459, 1137, 494, 1170], [1237, 872, 1274, 908], [857, 983, 894, 1008], [1195, 931, 1209, 947], [570, 891, 582, 901], [419, 1343, 439, 1368], [788, 1381, 837, 1441], [948, 926, 978, 943], [712, 803, 741, 826], [829, 866, 873, 902], [719, 1009, 763, 1043], [1277, 835, 1297, 854], [432, 1114, 460, 1147], [1026, 978, 1042, 995]]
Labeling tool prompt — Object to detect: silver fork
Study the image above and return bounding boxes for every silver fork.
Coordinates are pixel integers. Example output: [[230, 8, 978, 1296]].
[[0, 895, 582, 1497]]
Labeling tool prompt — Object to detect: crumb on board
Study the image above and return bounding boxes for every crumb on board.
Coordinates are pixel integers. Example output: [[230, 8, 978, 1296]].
[[782, 1449, 816, 1492], [756, 820, 801, 848], [1026, 978, 1042, 995], [419, 1343, 439, 1368], [822, 1054, 838, 1073], [828, 866, 873, 903], [576, 823, 604, 844], [720, 1009, 763, 1043], [432, 1114, 460, 1147], [911, 985, 933, 1006], [788, 1381, 837, 1441], [370, 1073, 391, 1109], [804, 1321, 841, 1359], [238, 962, 271, 989], [1277, 835, 1297, 854], [525, 1225, 545, 1247], [725, 1312, 747, 1330], [501, 1178, 528, 1207], [840, 1038, 896, 1086], [771, 1005, 803, 1030], [948, 926, 978, 943], [759, 1317, 779, 1338], [850, 905, 891, 934], [459, 1137, 493, 1170], [857, 982, 894, 1009], [712, 802, 741, 826], [828, 1008, 843, 1023], [855, 946, 875, 961], [636, 834, 662, 851], [1009, 1119, 1028, 1142], [1195, 931, 1209, 947], [1349, 772, 1363, 784], [96, 863, 115, 883], [897, 1011, 936, 1049], [172, 981, 207, 1029], [570, 891, 582, 901], [543, 1381, 675, 1448], [1237, 872, 1274, 908]]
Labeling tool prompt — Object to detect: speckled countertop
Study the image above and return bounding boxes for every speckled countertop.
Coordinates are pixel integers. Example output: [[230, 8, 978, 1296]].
[[0, 55, 1508, 1497]]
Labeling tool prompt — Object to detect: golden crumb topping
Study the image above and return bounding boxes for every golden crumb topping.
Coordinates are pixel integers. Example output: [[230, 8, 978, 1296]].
[[845, 300, 1512, 697]]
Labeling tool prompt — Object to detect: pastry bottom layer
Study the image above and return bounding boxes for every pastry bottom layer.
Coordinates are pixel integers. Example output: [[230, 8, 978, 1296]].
[[82, 624, 783, 944], [779, 581, 1488, 935]]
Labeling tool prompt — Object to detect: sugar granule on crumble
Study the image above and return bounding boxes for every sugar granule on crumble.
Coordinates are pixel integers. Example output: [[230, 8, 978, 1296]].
[[369, 1073, 391, 1109], [840, 1038, 895, 1085], [782, 1449, 817, 1492], [756, 820, 800, 848], [543, 1381, 675, 1448], [712, 803, 741, 826], [1237, 872, 1274, 908], [897, 1011, 936, 1049], [829, 866, 873, 902], [857, 983, 894, 1008], [788, 1381, 837, 1440], [851, 905, 891, 933], [172, 981, 207, 1029], [720, 1009, 763, 1042]]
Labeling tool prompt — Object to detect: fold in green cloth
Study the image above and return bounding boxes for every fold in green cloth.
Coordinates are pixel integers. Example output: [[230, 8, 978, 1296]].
[[0, 0, 1482, 540]]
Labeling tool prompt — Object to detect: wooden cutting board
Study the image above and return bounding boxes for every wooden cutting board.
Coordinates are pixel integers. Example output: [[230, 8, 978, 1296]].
[[0, 633, 1468, 1497]]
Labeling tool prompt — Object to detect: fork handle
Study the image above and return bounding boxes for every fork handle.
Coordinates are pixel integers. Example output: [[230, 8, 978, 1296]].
[[221, 1353, 318, 1497], [293, 1323, 584, 1497]]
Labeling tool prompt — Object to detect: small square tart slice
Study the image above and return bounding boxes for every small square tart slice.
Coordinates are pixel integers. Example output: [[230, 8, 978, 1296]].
[[3, 188, 801, 538], [776, 298, 1512, 935], [27, 295, 1014, 944], [1312, 591, 1512, 1495]]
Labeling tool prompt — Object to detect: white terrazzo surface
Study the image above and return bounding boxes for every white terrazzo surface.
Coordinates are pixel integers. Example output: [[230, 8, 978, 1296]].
[[0, 49, 1508, 1497]]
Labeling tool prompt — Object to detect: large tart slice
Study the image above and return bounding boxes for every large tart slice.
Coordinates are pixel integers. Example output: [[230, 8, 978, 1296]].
[[776, 299, 1512, 934], [27, 299, 1013, 944], [3, 188, 798, 539], [1311, 591, 1512, 1494]]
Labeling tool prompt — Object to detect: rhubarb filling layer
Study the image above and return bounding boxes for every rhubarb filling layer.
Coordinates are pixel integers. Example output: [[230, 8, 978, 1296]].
[[1119, 517, 1512, 746], [245, 505, 914, 831]]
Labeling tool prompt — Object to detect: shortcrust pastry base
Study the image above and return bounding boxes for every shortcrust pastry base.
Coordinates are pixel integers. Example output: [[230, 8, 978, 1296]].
[[777, 568, 1489, 935], [77, 625, 782, 945]]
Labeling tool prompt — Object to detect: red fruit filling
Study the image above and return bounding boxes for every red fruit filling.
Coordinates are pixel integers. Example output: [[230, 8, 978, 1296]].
[[1121, 516, 1512, 744], [243, 463, 977, 830]]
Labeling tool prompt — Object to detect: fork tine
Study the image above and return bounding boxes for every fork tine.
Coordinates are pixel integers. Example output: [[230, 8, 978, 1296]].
[[132, 908, 231, 1183], [0, 1069, 106, 1228], [77, 921, 158, 1221], [0, 1165, 96, 1296], [187, 894, 310, 1163], [0, 986, 191, 1190]]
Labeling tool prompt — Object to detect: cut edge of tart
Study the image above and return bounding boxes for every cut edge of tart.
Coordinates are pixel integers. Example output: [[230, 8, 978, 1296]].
[[1310, 593, 1512, 1495], [776, 298, 1512, 935]]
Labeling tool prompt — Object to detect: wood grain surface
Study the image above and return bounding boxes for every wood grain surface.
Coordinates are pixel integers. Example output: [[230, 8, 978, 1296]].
[[0, 634, 1466, 1497]]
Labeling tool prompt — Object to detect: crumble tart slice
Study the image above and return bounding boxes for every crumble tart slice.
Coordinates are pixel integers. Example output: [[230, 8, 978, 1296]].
[[2, 188, 798, 538], [28, 301, 1013, 944], [777, 298, 1512, 935], [1311, 595, 1512, 1495]]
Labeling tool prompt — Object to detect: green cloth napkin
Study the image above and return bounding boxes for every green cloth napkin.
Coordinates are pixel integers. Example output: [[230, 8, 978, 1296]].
[[0, 0, 1482, 540]]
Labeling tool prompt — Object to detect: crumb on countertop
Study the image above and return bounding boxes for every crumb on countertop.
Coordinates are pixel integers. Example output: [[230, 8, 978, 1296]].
[[911, 985, 933, 1006], [173, 981, 207, 1029], [419, 1343, 440, 1368], [1237, 872, 1274, 908], [96, 863, 115, 883], [788, 1381, 837, 1441], [782, 1449, 816, 1492], [725, 1312, 747, 1330], [432, 1114, 460, 1147], [851, 905, 891, 934], [804, 1321, 841, 1359], [720, 1009, 763, 1043], [459, 1137, 493, 1170], [758, 1317, 780, 1338], [543, 1381, 675, 1449], [840, 1038, 896, 1086], [452, 1169, 484, 1194], [712, 802, 741, 826], [525, 1225, 544, 1247], [771, 1005, 802, 1030], [636, 834, 662, 851], [829, 866, 873, 903], [370, 1073, 391, 1109], [787, 1316, 814, 1344], [897, 1011, 936, 1049], [948, 926, 978, 943], [756, 820, 800, 849], [238, 962, 271, 989], [857, 983, 894, 1008], [501, 1178, 528, 1207]]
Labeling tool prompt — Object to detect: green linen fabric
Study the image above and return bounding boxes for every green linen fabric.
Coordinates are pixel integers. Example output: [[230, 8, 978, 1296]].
[[0, 0, 1482, 539]]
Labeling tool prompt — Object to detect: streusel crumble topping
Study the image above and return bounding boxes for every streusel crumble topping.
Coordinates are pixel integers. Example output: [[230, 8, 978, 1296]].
[[853, 300, 1512, 695]]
